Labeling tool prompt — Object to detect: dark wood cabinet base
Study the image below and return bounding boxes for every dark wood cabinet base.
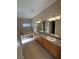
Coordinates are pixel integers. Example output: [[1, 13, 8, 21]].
[[36, 36, 61, 59]]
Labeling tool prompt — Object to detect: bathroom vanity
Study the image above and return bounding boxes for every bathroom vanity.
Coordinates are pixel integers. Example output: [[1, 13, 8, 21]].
[[34, 15, 61, 59], [34, 32, 61, 59]]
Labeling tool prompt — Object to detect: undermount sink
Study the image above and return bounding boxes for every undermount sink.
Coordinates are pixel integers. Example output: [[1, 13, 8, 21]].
[[46, 36, 56, 42]]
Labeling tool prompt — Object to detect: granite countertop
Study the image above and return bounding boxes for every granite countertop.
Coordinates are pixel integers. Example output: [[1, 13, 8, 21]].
[[35, 32, 61, 47]]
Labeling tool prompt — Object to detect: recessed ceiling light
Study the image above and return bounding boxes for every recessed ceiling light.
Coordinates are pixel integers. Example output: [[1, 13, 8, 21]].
[[31, 10, 34, 12]]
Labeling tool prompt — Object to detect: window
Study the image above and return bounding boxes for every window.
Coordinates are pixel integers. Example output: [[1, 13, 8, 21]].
[[23, 23, 31, 28]]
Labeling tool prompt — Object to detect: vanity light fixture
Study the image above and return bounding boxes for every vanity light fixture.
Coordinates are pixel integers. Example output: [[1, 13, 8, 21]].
[[48, 17, 56, 21], [36, 20, 41, 23], [55, 15, 61, 20], [48, 15, 61, 21]]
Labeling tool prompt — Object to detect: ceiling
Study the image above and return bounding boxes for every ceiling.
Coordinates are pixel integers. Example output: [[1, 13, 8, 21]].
[[17, 0, 57, 19]]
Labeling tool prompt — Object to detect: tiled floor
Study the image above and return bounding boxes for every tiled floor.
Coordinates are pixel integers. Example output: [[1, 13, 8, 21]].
[[22, 40, 55, 59]]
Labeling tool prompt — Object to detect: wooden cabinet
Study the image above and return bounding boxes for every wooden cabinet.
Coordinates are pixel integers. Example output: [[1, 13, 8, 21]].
[[36, 36, 61, 59]]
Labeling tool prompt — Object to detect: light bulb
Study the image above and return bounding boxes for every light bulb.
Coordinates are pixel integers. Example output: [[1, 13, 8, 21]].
[[48, 17, 56, 21], [36, 20, 41, 23], [52, 17, 56, 20], [55, 15, 61, 20]]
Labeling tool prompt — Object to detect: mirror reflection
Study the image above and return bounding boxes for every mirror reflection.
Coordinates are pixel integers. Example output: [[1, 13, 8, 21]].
[[36, 18, 61, 39]]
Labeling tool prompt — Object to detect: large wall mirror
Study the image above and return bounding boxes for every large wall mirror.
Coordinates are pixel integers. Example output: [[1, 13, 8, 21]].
[[50, 21, 55, 34], [36, 18, 61, 38], [36, 20, 48, 32], [36, 22, 42, 32]]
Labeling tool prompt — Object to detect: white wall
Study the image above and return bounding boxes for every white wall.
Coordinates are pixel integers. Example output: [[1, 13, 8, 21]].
[[55, 20, 61, 37]]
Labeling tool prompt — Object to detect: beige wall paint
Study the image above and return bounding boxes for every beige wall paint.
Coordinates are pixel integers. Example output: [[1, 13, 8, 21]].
[[33, 0, 61, 20]]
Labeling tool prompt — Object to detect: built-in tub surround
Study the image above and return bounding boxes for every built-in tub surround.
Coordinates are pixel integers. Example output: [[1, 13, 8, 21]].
[[21, 34, 35, 44]]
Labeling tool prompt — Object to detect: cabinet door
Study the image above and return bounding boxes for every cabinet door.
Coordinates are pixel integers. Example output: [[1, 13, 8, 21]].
[[41, 38, 49, 50], [36, 36, 61, 59], [41, 38, 61, 59], [57, 47, 61, 59], [36, 36, 43, 45], [48, 42, 61, 59]]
